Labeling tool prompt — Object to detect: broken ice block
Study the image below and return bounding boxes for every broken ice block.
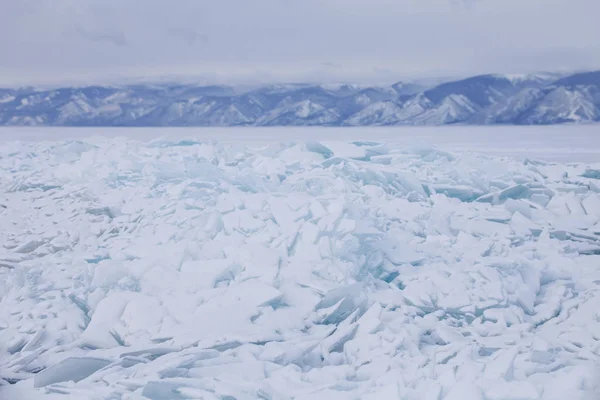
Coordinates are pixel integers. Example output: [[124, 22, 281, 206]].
[[581, 169, 600, 179], [315, 284, 367, 325], [430, 184, 484, 202], [476, 185, 532, 204], [34, 357, 112, 388]]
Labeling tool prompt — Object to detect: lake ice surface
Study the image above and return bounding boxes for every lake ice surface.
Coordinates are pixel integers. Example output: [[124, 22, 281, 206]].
[[2, 125, 600, 162], [1, 126, 599, 399]]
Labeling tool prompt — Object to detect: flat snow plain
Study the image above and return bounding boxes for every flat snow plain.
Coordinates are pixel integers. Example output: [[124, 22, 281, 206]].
[[1, 126, 600, 400]]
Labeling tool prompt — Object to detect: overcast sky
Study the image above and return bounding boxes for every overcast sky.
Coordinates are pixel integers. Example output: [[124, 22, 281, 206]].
[[1, 0, 599, 86]]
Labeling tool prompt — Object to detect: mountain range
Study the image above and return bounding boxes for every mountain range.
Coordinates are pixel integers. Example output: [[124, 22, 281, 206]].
[[0, 71, 598, 126]]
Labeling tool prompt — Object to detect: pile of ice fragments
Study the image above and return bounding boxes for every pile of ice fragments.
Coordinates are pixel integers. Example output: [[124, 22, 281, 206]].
[[1, 137, 600, 399]]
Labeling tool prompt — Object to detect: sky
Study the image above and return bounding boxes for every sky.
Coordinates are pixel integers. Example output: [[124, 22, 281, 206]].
[[1, 0, 599, 86]]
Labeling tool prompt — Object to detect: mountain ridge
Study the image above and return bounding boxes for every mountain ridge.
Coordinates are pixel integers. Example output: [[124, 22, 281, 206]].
[[0, 71, 598, 126]]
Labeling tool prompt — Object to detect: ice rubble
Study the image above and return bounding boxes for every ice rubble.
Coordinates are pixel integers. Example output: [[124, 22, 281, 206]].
[[1, 137, 600, 400]]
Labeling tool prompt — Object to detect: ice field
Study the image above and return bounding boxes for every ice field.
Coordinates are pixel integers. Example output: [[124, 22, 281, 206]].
[[1, 126, 600, 399]]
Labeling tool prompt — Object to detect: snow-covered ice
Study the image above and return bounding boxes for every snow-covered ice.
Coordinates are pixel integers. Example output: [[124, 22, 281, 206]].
[[1, 128, 600, 399], [3, 125, 600, 163]]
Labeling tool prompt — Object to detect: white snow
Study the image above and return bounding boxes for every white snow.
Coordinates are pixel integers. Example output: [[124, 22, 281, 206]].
[[1, 126, 600, 399], [0, 95, 15, 104]]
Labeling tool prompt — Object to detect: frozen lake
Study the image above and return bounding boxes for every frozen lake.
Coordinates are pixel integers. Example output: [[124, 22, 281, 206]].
[[1, 124, 599, 163], [1, 125, 600, 399]]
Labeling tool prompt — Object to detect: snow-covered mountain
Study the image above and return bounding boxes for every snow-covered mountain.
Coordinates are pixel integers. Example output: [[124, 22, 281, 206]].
[[0, 71, 598, 126]]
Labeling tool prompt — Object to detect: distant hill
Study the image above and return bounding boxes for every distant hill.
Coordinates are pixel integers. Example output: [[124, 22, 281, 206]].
[[1, 71, 598, 126]]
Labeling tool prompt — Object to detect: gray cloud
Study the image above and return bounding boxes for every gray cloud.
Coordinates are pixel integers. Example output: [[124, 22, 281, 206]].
[[166, 28, 209, 47], [73, 24, 128, 47], [1, 0, 599, 86]]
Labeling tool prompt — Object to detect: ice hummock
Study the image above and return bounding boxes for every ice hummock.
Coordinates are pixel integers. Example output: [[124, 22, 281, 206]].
[[1, 135, 600, 399]]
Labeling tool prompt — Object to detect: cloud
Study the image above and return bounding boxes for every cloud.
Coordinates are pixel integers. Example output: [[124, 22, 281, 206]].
[[166, 28, 209, 47], [1, 0, 599, 86], [73, 24, 128, 47]]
